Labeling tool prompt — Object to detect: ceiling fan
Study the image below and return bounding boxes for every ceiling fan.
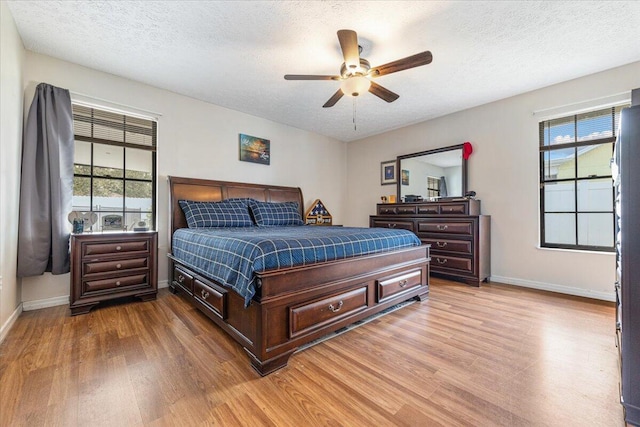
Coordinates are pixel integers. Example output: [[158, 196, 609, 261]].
[[284, 29, 433, 108]]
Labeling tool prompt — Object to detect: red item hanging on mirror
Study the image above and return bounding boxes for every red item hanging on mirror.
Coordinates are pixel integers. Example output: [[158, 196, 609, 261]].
[[463, 142, 473, 160]]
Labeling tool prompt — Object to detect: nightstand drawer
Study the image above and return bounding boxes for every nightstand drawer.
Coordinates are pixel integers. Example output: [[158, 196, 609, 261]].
[[84, 273, 149, 293], [84, 257, 149, 275], [83, 239, 149, 257]]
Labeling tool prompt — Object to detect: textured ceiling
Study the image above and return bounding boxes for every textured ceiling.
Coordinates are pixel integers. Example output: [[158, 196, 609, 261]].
[[7, 1, 640, 142]]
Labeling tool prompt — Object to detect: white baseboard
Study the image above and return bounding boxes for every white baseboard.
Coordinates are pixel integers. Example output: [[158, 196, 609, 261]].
[[21, 280, 170, 312], [490, 275, 615, 302], [22, 295, 70, 311], [0, 302, 23, 345]]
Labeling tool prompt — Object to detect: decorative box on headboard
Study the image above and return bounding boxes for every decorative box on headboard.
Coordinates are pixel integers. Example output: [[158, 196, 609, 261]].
[[305, 199, 332, 225]]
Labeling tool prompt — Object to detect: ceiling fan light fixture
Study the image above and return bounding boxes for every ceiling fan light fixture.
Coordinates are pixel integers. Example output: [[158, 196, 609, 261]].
[[340, 75, 371, 97]]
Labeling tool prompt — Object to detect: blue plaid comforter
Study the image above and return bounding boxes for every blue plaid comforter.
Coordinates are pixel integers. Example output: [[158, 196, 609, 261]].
[[172, 226, 421, 306]]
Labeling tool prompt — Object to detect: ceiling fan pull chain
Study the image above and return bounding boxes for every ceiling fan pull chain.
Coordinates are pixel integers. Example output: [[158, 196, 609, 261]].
[[353, 98, 357, 131]]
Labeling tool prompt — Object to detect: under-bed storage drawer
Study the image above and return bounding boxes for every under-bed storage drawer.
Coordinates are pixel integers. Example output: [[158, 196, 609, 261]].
[[377, 269, 423, 303], [194, 279, 226, 319], [289, 286, 368, 338], [173, 266, 194, 294]]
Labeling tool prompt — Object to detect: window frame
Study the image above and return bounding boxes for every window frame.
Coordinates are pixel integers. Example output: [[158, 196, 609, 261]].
[[538, 106, 624, 252], [71, 104, 157, 231]]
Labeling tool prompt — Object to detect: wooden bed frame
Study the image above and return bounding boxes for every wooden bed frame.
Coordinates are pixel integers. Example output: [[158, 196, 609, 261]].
[[167, 176, 430, 375]]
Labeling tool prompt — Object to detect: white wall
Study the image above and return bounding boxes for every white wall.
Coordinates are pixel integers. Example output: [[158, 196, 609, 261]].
[[0, 0, 25, 340], [19, 51, 347, 307], [346, 61, 640, 301]]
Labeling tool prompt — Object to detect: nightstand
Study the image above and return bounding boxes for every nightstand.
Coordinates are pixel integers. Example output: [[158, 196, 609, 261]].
[[69, 231, 158, 315]]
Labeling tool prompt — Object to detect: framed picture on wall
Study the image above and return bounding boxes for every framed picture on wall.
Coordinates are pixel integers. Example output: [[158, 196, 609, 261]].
[[381, 160, 397, 185], [401, 169, 410, 186], [239, 133, 270, 165]]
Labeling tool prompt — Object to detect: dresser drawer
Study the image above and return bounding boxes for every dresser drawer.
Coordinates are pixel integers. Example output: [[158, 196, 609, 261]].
[[378, 206, 398, 215], [397, 206, 417, 215], [420, 237, 472, 255], [439, 203, 467, 214], [83, 239, 149, 257], [377, 269, 423, 303], [417, 220, 473, 235], [417, 205, 439, 214], [371, 219, 415, 231], [194, 279, 226, 319], [173, 266, 194, 293], [289, 286, 368, 338], [431, 254, 473, 273], [84, 273, 149, 293], [84, 257, 149, 275]]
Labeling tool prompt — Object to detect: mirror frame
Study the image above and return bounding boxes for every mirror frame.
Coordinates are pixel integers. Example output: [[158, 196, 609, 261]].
[[396, 143, 468, 202]]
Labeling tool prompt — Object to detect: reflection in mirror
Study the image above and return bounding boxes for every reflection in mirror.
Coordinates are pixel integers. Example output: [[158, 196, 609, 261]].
[[397, 144, 467, 202]]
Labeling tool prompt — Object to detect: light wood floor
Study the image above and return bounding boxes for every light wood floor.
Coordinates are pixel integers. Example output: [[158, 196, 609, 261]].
[[0, 278, 623, 426]]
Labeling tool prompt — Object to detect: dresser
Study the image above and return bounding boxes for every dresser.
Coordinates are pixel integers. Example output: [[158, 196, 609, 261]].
[[70, 231, 158, 315], [370, 199, 490, 286]]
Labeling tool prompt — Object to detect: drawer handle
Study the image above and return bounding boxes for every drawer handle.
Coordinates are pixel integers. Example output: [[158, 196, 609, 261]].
[[116, 263, 122, 269], [178, 275, 185, 283], [388, 223, 396, 228], [115, 280, 121, 286], [436, 241, 448, 248], [328, 300, 344, 313], [201, 289, 210, 300], [436, 258, 448, 265], [399, 279, 408, 288], [116, 245, 122, 251], [436, 225, 448, 231]]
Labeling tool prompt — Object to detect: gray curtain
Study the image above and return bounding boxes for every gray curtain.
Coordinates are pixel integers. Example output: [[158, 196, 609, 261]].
[[17, 83, 74, 277], [439, 176, 448, 197]]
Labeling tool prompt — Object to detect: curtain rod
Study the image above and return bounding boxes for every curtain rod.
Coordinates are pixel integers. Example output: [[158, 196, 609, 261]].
[[532, 91, 630, 119], [69, 91, 163, 120]]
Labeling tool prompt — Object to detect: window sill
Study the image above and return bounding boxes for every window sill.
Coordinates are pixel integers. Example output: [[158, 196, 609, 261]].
[[536, 246, 615, 256]]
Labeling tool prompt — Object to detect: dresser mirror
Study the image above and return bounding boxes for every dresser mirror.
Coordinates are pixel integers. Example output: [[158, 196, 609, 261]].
[[397, 144, 467, 202]]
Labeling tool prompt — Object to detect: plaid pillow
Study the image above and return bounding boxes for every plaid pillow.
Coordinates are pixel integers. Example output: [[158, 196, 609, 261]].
[[249, 200, 304, 227], [179, 200, 254, 228]]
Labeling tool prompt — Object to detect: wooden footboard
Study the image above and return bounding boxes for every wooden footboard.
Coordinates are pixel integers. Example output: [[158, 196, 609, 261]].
[[167, 176, 430, 375], [169, 245, 429, 375]]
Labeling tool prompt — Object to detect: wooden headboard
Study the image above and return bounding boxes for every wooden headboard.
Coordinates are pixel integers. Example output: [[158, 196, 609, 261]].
[[168, 176, 304, 244]]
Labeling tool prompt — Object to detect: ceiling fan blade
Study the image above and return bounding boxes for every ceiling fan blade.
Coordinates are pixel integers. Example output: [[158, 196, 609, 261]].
[[323, 89, 344, 108], [284, 74, 340, 80], [369, 81, 399, 103], [337, 29, 360, 69], [370, 51, 433, 77]]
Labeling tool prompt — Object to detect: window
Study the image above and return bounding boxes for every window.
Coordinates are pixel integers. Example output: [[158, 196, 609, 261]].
[[71, 104, 157, 231], [539, 105, 627, 252], [427, 176, 440, 198]]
